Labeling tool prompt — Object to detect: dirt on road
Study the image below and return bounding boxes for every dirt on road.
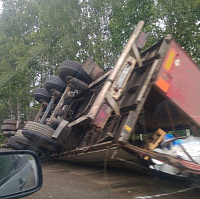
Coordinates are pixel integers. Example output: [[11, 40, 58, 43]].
[[25, 161, 200, 199]]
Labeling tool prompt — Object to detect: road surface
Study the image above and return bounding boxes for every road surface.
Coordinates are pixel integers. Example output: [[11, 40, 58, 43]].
[[26, 161, 200, 199]]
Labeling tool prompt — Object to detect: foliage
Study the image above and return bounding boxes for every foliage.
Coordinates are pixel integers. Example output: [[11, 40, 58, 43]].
[[0, 0, 199, 125], [109, 0, 200, 64]]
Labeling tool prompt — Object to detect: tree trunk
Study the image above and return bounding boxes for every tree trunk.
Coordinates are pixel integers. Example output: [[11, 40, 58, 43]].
[[16, 95, 21, 120]]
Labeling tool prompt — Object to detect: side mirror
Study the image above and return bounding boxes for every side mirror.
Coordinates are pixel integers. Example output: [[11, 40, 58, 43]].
[[0, 150, 43, 199]]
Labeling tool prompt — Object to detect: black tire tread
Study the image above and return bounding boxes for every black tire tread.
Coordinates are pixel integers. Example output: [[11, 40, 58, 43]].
[[22, 129, 60, 151], [3, 131, 16, 137], [59, 60, 92, 84], [34, 88, 51, 103], [44, 76, 66, 93], [14, 136, 43, 153], [3, 119, 17, 125], [7, 137, 24, 150], [1, 124, 17, 131], [13, 130, 44, 152], [24, 121, 54, 138]]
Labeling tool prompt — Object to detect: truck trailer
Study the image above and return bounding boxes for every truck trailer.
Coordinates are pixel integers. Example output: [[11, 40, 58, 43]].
[[4, 21, 200, 179]]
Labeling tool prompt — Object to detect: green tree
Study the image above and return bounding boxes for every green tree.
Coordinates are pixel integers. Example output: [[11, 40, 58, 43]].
[[109, 0, 200, 64], [0, 0, 199, 126]]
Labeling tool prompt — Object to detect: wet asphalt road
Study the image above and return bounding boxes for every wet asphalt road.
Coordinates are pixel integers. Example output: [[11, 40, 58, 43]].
[[26, 161, 200, 199]]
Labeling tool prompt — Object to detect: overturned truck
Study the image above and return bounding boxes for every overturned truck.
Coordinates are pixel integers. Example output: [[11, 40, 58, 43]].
[[8, 21, 200, 179]]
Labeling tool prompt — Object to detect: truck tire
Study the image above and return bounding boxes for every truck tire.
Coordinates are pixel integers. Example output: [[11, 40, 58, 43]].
[[44, 76, 66, 93], [3, 131, 16, 137], [12, 130, 44, 153], [58, 60, 92, 84], [7, 137, 24, 150], [1, 124, 17, 131], [22, 121, 61, 151], [24, 121, 55, 138], [14, 136, 43, 153], [22, 129, 60, 151], [34, 88, 51, 103], [0, 144, 10, 149], [3, 119, 17, 125]]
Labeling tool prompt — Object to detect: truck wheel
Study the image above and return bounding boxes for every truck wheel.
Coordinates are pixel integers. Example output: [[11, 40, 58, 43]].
[[1, 124, 17, 131], [7, 137, 24, 150], [58, 60, 92, 84], [0, 144, 10, 149], [13, 131, 44, 153], [22, 121, 61, 151], [22, 129, 60, 151], [34, 88, 51, 103], [44, 76, 66, 93], [24, 121, 55, 138], [3, 119, 17, 125], [3, 131, 16, 137]]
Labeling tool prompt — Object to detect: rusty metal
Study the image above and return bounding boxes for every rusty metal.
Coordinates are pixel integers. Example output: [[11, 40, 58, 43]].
[[87, 21, 145, 120], [83, 129, 100, 152], [136, 59, 159, 103], [68, 115, 89, 127], [48, 85, 71, 125], [40, 96, 56, 124], [106, 92, 121, 116], [117, 59, 160, 144], [60, 105, 70, 119], [34, 106, 44, 122], [154, 39, 200, 128], [74, 92, 96, 118], [110, 56, 136, 100], [52, 120, 69, 139], [88, 70, 111, 89], [33, 102, 48, 122], [49, 116, 63, 127], [51, 141, 114, 157], [82, 56, 104, 80], [132, 43, 143, 67], [67, 91, 75, 97]]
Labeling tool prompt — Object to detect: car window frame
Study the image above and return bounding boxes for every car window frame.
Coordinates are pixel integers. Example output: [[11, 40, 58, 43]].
[[0, 150, 43, 199]]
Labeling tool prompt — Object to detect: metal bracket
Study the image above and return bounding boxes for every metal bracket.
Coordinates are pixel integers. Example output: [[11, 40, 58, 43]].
[[87, 21, 144, 120], [106, 92, 121, 116], [136, 59, 159, 103], [132, 43, 143, 67], [52, 120, 69, 139]]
